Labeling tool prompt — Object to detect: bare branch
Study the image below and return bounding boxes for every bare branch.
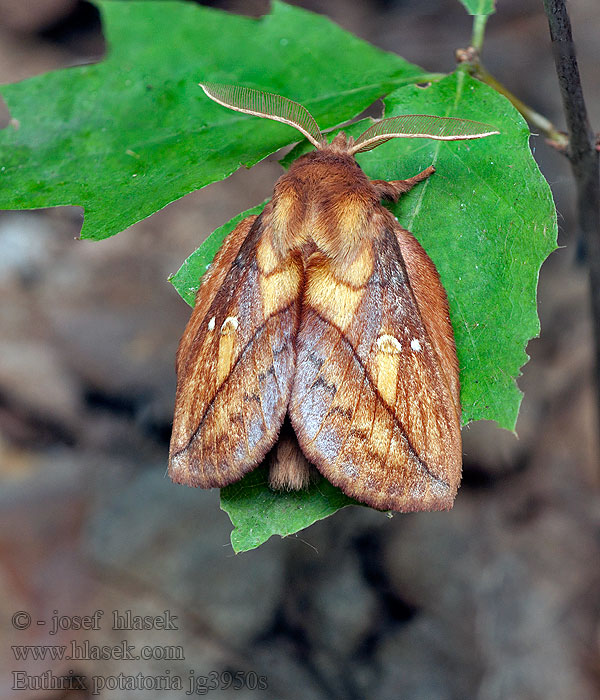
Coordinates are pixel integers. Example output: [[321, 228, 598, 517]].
[[542, 0, 600, 438]]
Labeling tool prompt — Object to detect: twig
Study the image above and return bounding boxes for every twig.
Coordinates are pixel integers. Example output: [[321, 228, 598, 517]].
[[474, 63, 568, 148], [542, 0, 600, 439], [455, 48, 568, 148], [455, 9, 569, 147]]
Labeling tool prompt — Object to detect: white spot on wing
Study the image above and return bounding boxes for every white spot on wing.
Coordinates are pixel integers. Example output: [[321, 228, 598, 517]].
[[207, 316, 216, 331], [411, 338, 422, 352], [377, 334, 402, 354], [221, 316, 239, 333]]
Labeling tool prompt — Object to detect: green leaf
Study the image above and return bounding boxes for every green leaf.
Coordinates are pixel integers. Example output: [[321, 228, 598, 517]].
[[0, 0, 429, 241], [4, 0, 554, 551], [357, 72, 557, 429], [459, 0, 496, 15], [171, 72, 556, 552], [221, 466, 358, 554]]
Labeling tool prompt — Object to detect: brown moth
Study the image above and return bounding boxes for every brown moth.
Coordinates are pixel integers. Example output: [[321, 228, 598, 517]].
[[169, 84, 498, 512]]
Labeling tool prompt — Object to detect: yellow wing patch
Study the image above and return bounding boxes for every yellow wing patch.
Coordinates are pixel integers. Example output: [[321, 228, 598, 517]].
[[303, 254, 366, 331], [216, 316, 240, 385], [376, 334, 402, 407]]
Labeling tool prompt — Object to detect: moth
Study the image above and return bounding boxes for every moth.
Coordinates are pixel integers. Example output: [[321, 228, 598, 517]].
[[169, 83, 498, 511]]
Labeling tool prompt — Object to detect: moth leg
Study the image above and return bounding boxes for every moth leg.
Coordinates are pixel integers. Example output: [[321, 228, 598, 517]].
[[371, 165, 435, 202]]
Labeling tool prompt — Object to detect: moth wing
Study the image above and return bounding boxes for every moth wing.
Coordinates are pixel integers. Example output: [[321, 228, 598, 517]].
[[169, 213, 303, 487], [393, 223, 461, 413], [289, 215, 461, 511]]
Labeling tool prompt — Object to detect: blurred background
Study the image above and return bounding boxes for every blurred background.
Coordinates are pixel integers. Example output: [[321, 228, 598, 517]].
[[1, 1, 599, 698]]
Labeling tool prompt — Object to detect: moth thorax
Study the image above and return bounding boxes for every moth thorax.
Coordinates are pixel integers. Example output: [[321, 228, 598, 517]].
[[312, 190, 377, 262], [268, 181, 310, 255]]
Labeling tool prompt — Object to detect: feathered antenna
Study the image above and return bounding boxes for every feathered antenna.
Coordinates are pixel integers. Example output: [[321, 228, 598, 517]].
[[200, 83, 324, 148], [350, 114, 499, 154], [199, 83, 499, 153]]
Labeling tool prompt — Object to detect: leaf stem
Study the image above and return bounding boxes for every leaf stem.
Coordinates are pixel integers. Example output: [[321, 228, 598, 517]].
[[475, 63, 568, 147], [542, 0, 600, 444], [455, 50, 569, 148], [470, 14, 488, 54]]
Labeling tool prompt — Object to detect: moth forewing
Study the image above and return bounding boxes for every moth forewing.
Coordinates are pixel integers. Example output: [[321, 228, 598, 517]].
[[169, 213, 303, 488], [174, 215, 258, 376], [393, 224, 461, 418], [170, 84, 499, 511], [288, 215, 461, 512]]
